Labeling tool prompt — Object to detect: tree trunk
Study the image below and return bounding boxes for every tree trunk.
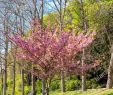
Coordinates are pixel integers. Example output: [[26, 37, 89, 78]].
[[82, 75, 86, 91], [61, 71, 65, 92], [46, 87, 49, 95], [59, 0, 65, 93], [45, 80, 49, 95], [80, 0, 87, 91], [81, 49, 86, 91], [12, 46, 16, 95], [41, 0, 44, 25], [27, 73, 31, 85], [1, 68, 3, 95], [32, 74, 36, 95], [32, 64, 36, 95], [21, 69, 24, 95], [3, 15, 8, 95], [3, 58, 7, 95], [106, 45, 113, 89], [42, 79, 45, 95], [12, 56, 16, 95]]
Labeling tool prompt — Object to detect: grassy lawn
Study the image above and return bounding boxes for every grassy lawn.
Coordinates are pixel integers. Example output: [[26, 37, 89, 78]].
[[39, 88, 113, 95]]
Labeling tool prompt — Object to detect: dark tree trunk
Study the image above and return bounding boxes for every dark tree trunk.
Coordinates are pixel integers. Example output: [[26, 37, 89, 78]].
[[32, 65, 36, 95], [21, 69, 24, 95], [61, 71, 65, 92], [42, 79, 45, 95], [27, 73, 31, 85]]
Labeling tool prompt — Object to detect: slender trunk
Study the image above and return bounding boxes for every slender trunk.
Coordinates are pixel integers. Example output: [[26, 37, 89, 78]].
[[32, 74, 35, 95], [41, 0, 44, 25], [34, 0, 37, 19], [81, 49, 86, 91], [106, 45, 113, 89], [82, 75, 86, 91], [0, 53, 3, 95], [3, 53, 8, 95], [80, 0, 87, 91], [32, 64, 36, 95], [21, 69, 24, 95], [46, 82, 49, 95], [59, 0, 62, 32], [1, 68, 3, 95], [46, 87, 49, 95], [12, 45, 16, 95], [41, 1, 45, 93], [61, 71, 65, 92], [80, 38, 86, 92], [27, 73, 31, 85], [59, 0, 66, 93], [42, 79, 45, 95], [12, 56, 16, 95], [3, 14, 8, 95]]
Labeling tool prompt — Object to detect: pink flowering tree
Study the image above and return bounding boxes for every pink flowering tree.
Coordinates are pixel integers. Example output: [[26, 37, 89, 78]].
[[9, 20, 97, 95]]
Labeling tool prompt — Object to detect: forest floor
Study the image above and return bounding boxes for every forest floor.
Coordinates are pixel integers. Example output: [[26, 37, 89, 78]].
[[39, 88, 113, 95]]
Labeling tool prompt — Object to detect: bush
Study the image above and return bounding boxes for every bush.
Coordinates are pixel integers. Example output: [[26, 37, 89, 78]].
[[5, 75, 32, 95], [24, 86, 31, 94], [86, 78, 99, 89], [50, 80, 60, 91], [65, 79, 80, 91], [35, 80, 42, 94]]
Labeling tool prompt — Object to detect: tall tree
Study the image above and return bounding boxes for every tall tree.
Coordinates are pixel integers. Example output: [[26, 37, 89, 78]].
[[80, 0, 87, 91], [3, 9, 9, 95]]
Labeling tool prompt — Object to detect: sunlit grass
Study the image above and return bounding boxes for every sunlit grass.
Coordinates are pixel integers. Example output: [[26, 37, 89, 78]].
[[39, 88, 113, 95]]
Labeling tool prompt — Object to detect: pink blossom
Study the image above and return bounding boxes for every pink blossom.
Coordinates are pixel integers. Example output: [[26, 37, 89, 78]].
[[10, 20, 96, 79]]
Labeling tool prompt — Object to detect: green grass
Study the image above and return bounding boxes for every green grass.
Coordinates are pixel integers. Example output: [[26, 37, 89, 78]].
[[39, 88, 113, 95]]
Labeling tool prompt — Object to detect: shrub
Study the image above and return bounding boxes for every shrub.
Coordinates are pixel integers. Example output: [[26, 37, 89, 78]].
[[65, 79, 80, 91], [35, 80, 42, 94], [50, 80, 60, 91]]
